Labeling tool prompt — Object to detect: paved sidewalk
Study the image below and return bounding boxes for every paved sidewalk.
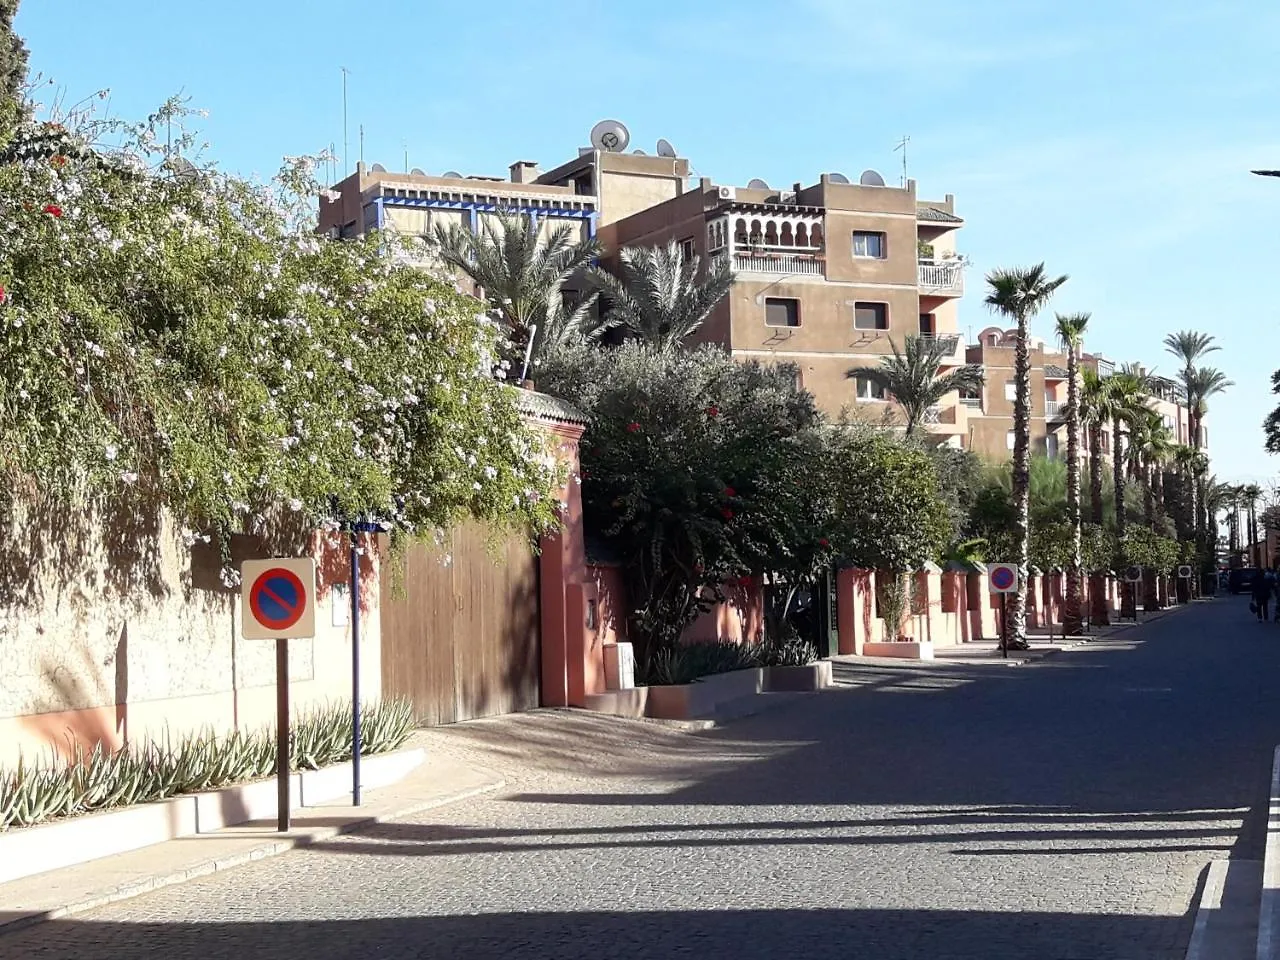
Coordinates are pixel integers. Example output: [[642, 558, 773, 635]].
[[0, 745, 502, 933]]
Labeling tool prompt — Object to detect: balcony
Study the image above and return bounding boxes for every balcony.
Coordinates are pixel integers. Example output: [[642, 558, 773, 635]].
[[1045, 400, 1063, 419], [732, 253, 825, 277], [918, 259, 964, 297], [922, 402, 967, 435]]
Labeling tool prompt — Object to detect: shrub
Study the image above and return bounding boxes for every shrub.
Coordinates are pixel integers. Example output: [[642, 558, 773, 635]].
[[0, 697, 413, 830], [758, 634, 818, 667], [636, 640, 762, 687]]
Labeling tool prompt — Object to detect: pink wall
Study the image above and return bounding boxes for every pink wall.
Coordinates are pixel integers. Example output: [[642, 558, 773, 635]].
[[682, 577, 764, 645]]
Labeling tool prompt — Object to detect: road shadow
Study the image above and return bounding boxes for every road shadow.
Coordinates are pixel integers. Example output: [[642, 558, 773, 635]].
[[0, 905, 1200, 960]]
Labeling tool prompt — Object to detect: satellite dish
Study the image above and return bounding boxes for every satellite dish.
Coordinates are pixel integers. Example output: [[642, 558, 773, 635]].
[[747, 178, 770, 190], [167, 155, 199, 184], [442, 170, 462, 179], [859, 169, 886, 186], [370, 163, 387, 173], [828, 172, 851, 184], [656, 138, 677, 158], [410, 167, 426, 176], [632, 149, 646, 155], [589, 119, 630, 153]]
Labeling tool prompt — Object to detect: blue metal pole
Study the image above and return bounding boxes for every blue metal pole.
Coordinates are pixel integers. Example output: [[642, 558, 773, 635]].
[[350, 528, 362, 806]]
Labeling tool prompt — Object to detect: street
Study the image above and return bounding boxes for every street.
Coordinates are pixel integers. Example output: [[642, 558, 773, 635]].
[[2, 598, 1278, 959]]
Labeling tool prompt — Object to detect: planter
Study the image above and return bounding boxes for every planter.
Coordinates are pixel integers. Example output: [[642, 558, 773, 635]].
[[863, 640, 934, 661], [0, 747, 425, 885], [764, 661, 833, 692], [645, 667, 764, 720]]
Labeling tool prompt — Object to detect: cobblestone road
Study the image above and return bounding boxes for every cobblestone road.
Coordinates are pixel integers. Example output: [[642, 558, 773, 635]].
[[3, 598, 1279, 960]]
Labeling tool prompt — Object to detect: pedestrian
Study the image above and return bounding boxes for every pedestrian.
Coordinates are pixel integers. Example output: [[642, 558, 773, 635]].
[[1252, 566, 1273, 622]]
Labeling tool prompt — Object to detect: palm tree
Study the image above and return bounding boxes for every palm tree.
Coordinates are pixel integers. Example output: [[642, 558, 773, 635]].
[[434, 211, 604, 368], [984, 264, 1068, 649], [1080, 368, 1111, 626], [1128, 408, 1174, 530], [1055, 312, 1089, 635], [845, 336, 985, 437], [1103, 371, 1146, 539], [1183, 366, 1233, 452], [1243, 484, 1263, 566], [588, 240, 733, 349], [1164, 331, 1219, 446]]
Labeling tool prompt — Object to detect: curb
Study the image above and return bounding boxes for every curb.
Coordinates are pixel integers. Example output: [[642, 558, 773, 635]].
[[1257, 745, 1280, 960], [0, 779, 503, 936]]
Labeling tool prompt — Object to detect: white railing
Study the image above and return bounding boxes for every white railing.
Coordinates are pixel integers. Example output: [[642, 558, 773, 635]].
[[918, 259, 964, 294], [733, 253, 825, 276], [960, 397, 982, 408], [1045, 400, 1063, 417], [923, 404, 943, 424]]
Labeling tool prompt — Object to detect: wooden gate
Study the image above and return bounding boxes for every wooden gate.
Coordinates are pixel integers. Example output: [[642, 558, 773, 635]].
[[379, 524, 540, 725]]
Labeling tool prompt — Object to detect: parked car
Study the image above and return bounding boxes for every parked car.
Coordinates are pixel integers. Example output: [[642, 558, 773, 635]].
[[1229, 567, 1261, 594]]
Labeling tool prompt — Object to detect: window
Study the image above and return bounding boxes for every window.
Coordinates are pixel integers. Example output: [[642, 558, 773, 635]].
[[852, 231, 886, 259], [919, 313, 935, 336], [854, 302, 888, 330], [765, 297, 800, 327], [1006, 431, 1016, 451], [1004, 382, 1016, 402], [678, 237, 695, 264], [959, 384, 981, 403], [855, 377, 886, 401], [1046, 434, 1060, 459]]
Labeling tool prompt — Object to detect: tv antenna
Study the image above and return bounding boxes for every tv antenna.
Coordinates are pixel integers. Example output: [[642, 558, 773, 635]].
[[827, 172, 850, 184], [894, 135, 910, 186], [341, 67, 351, 176], [656, 138, 678, 158], [747, 178, 770, 190]]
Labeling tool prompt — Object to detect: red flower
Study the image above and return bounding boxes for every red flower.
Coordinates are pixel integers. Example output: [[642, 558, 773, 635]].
[[43, 204, 63, 218], [819, 537, 830, 548], [723, 486, 736, 498], [706, 404, 720, 417], [51, 155, 67, 169], [625, 422, 641, 433], [721, 507, 734, 520], [0, 284, 6, 304], [737, 574, 753, 587]]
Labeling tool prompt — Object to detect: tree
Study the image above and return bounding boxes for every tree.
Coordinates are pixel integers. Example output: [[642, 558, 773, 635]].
[[1055, 312, 1089, 634], [844, 335, 985, 437], [1242, 483, 1263, 566], [434, 211, 604, 370], [0, 0, 27, 110], [0, 108, 563, 592], [983, 264, 1068, 649], [1164, 330, 1219, 448], [588, 239, 733, 349], [1182, 365, 1232, 451], [1102, 370, 1146, 539]]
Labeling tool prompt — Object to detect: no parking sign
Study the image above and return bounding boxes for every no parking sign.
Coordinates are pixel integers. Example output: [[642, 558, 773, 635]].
[[241, 558, 317, 640], [989, 563, 1018, 593]]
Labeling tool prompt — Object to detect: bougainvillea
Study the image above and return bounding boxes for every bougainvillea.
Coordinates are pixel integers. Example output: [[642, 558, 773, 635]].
[[0, 101, 560, 586]]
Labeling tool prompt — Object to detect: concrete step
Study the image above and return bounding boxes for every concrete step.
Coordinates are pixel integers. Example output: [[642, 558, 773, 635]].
[[1185, 859, 1261, 960]]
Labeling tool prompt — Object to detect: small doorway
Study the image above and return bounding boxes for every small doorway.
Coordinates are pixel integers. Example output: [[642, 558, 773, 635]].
[[919, 313, 936, 336]]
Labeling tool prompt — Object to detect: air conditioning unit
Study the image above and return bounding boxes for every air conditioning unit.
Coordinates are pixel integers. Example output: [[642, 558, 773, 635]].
[[717, 185, 736, 201], [781, 191, 797, 203]]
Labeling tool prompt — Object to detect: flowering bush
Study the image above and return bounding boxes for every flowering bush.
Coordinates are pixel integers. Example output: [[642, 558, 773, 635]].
[[0, 103, 560, 584]]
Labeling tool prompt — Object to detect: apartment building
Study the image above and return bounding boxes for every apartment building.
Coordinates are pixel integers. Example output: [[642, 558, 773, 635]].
[[599, 172, 970, 444]]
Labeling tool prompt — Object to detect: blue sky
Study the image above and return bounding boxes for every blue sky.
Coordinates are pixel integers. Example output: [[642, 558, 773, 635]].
[[15, 0, 1280, 482]]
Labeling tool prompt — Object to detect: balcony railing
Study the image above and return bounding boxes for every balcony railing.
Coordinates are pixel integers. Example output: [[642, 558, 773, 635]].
[[924, 404, 943, 424], [733, 253, 825, 276], [1045, 400, 1063, 418], [918, 259, 964, 295], [960, 397, 982, 408]]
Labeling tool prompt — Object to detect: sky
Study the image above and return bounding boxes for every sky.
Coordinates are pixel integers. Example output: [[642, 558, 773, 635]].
[[14, 0, 1280, 483]]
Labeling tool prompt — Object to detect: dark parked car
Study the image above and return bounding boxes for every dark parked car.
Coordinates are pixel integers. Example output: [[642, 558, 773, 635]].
[[1229, 567, 1261, 594]]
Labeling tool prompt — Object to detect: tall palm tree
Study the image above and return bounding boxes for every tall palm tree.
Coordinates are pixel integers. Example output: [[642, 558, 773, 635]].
[[1055, 312, 1089, 635], [434, 211, 604, 368], [1242, 484, 1263, 566], [845, 336, 985, 437], [1103, 371, 1146, 538], [984, 264, 1068, 649], [1128, 408, 1174, 530], [1164, 331, 1220, 446], [588, 240, 733, 349], [1080, 368, 1111, 626], [1182, 365, 1233, 451]]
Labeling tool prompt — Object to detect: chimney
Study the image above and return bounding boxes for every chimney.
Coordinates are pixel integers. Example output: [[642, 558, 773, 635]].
[[510, 161, 540, 184]]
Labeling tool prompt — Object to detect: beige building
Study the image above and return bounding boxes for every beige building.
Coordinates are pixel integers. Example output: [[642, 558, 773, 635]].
[[599, 172, 970, 445]]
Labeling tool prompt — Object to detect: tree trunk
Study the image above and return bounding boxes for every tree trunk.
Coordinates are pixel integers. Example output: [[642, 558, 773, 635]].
[[1154, 469, 1167, 526], [1063, 347, 1084, 636], [1007, 312, 1033, 648], [1113, 419, 1127, 538], [1143, 464, 1155, 530], [1088, 421, 1109, 626]]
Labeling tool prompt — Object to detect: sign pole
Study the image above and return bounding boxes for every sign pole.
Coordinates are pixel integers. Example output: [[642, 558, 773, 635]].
[[276, 637, 290, 833], [350, 528, 362, 807], [1000, 594, 1008, 659]]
